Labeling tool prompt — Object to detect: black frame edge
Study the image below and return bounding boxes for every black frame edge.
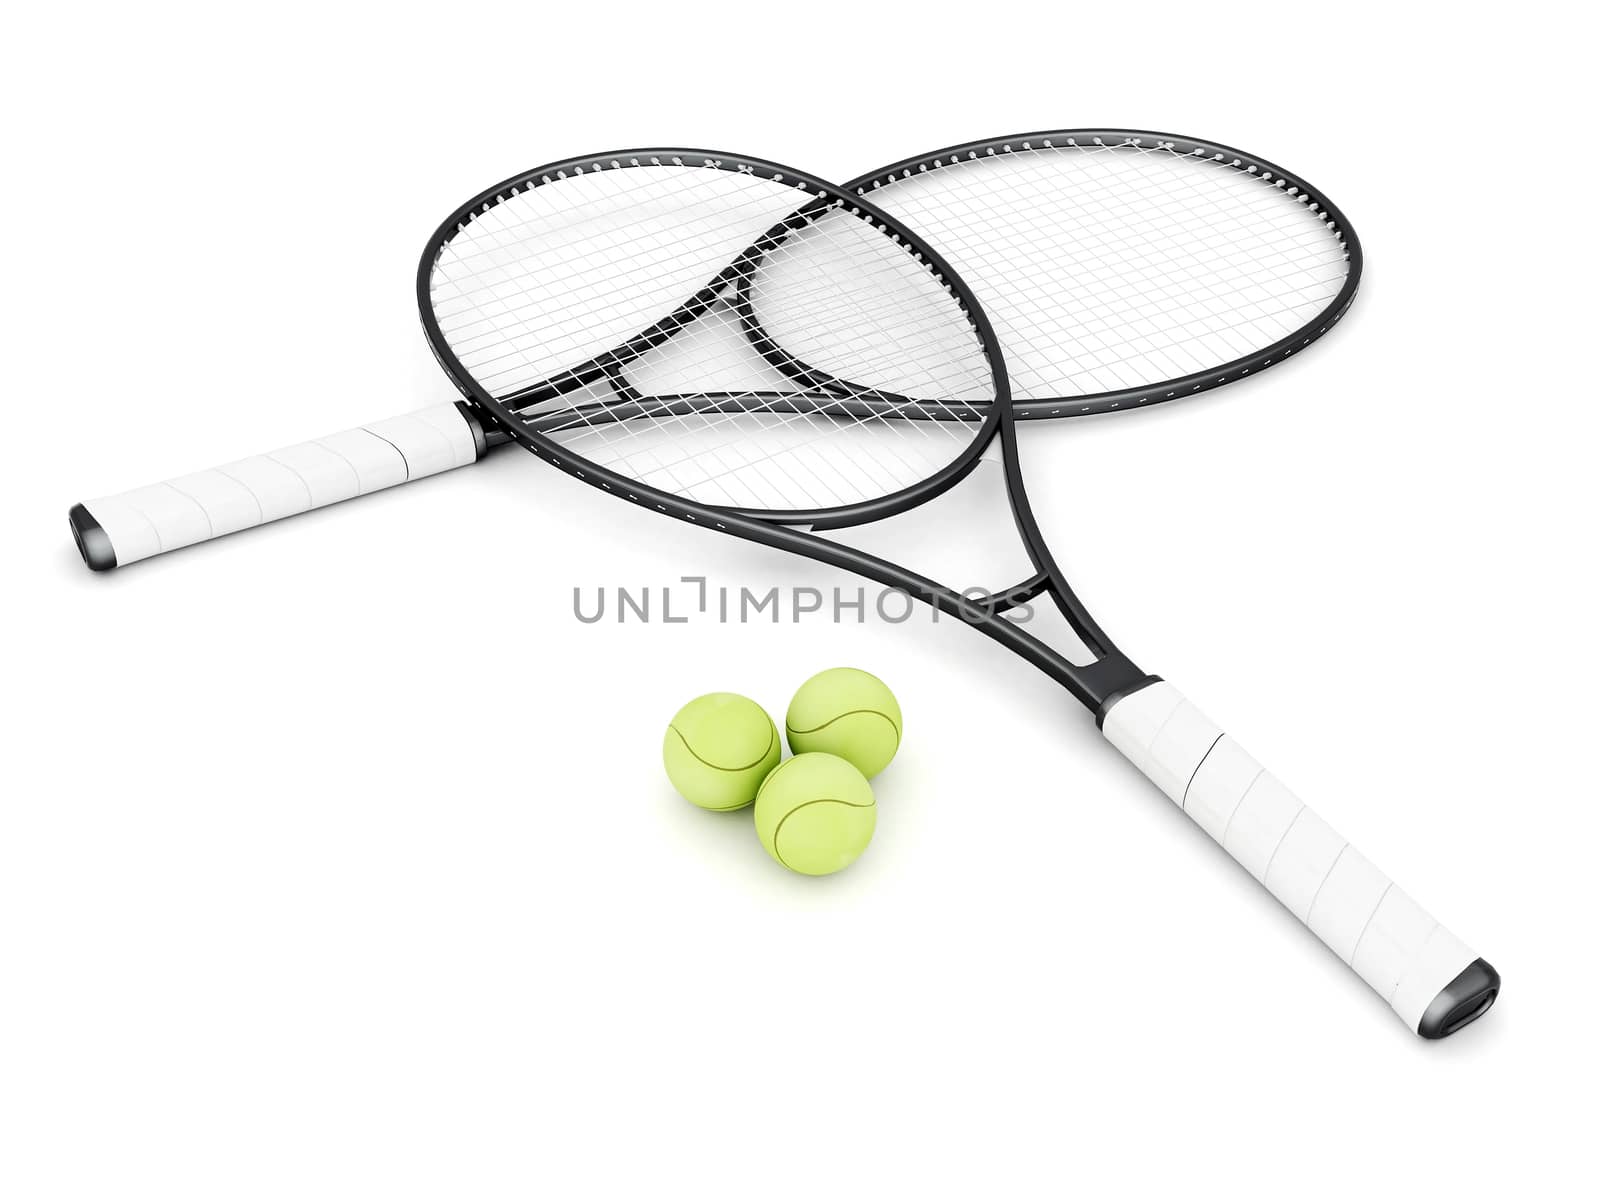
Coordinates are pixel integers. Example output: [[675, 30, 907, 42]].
[[1417, 958, 1500, 1039], [68, 503, 116, 571]]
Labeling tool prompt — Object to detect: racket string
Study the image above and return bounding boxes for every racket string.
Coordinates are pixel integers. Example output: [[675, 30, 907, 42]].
[[550, 216, 985, 489], [860, 140, 1351, 399], [437, 176, 967, 408], [434, 173, 812, 389], [921, 149, 1344, 371], [429, 162, 996, 513], [896, 153, 1344, 380]]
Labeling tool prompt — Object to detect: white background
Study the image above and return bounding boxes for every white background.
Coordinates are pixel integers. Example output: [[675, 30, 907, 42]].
[[4, 3, 1595, 1196]]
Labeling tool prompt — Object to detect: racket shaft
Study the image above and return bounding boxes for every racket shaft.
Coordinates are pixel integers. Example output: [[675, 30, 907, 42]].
[[70, 403, 481, 569], [1102, 681, 1489, 1035]]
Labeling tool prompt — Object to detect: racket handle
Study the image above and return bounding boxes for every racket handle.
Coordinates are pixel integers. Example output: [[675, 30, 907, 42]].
[[1100, 681, 1498, 1037], [69, 403, 485, 570]]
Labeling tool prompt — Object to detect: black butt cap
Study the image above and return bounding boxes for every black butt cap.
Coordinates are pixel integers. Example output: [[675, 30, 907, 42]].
[[68, 503, 117, 571], [1417, 957, 1500, 1039]]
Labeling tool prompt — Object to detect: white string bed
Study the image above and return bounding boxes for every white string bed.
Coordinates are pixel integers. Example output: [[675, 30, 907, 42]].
[[430, 163, 996, 513]]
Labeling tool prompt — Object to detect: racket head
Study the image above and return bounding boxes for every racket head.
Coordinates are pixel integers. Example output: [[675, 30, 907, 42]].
[[417, 150, 1009, 531], [846, 129, 1362, 419]]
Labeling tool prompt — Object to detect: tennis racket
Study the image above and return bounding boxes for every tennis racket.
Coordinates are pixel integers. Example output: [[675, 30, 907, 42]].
[[392, 150, 1481, 1036], [816, 134, 1499, 1029], [68, 130, 1359, 569]]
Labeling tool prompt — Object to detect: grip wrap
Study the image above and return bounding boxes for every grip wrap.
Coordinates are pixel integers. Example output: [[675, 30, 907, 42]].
[[77, 403, 479, 567], [1102, 681, 1483, 1034]]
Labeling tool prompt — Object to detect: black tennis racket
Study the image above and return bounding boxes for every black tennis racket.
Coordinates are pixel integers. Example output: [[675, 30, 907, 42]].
[[432, 151, 1485, 1034], [68, 130, 1359, 568]]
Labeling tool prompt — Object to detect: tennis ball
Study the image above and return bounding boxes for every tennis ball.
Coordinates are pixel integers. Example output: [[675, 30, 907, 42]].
[[754, 752, 876, 876], [785, 667, 902, 778], [663, 693, 781, 811]]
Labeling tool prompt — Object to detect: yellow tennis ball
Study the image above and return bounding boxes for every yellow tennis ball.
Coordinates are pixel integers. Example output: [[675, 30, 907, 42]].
[[785, 667, 902, 778], [754, 752, 876, 876], [663, 693, 781, 811]]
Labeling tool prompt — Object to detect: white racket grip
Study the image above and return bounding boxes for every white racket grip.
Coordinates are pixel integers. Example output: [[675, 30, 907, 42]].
[[70, 403, 483, 569], [1101, 681, 1497, 1037]]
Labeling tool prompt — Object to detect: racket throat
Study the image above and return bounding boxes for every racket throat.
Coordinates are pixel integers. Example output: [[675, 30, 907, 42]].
[[1075, 654, 1159, 715], [1004, 621, 1153, 711]]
